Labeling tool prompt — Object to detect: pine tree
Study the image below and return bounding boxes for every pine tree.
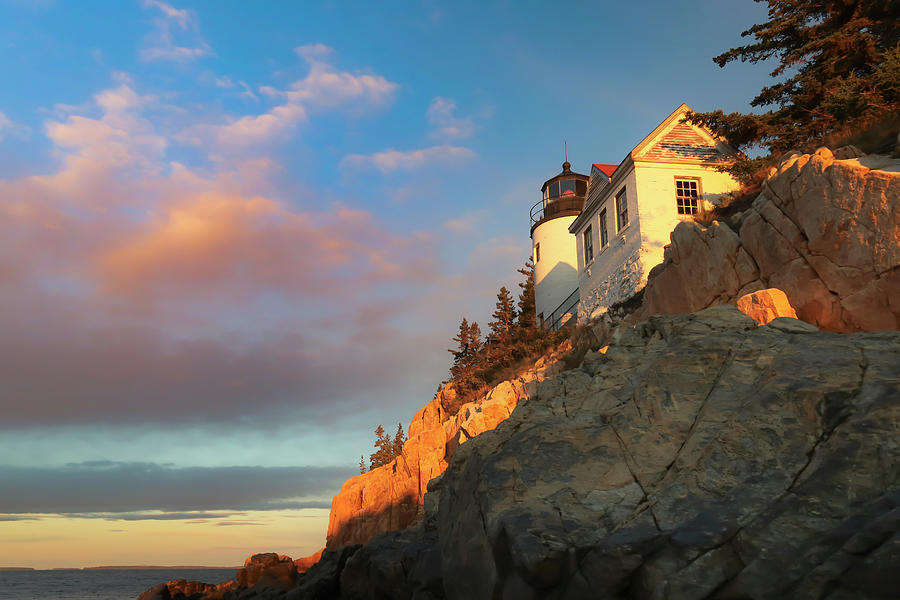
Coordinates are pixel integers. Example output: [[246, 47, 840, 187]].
[[489, 286, 517, 345], [448, 318, 482, 381], [358, 455, 367, 475], [516, 258, 536, 328], [392, 422, 406, 458], [685, 0, 900, 182], [467, 321, 482, 364], [448, 318, 471, 376], [369, 424, 393, 469]]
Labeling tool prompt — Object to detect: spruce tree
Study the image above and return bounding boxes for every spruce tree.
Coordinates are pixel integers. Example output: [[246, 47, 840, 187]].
[[685, 0, 900, 182], [489, 287, 517, 345], [448, 318, 472, 380], [467, 321, 482, 365], [516, 258, 536, 328], [392, 422, 406, 458], [369, 424, 393, 469], [358, 455, 367, 475]]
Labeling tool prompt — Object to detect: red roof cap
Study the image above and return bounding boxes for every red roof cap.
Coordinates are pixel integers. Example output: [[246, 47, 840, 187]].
[[592, 163, 618, 178]]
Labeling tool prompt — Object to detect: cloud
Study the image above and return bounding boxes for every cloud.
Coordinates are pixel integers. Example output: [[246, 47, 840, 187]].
[[443, 209, 487, 233], [0, 110, 29, 142], [140, 0, 213, 63], [0, 111, 11, 140], [182, 45, 397, 151], [143, 0, 191, 29], [0, 462, 354, 514], [294, 43, 334, 62], [0, 79, 444, 430], [341, 145, 475, 174], [427, 97, 476, 141], [64, 511, 237, 521]]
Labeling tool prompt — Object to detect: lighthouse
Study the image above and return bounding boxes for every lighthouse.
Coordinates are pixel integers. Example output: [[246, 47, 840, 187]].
[[530, 160, 589, 329]]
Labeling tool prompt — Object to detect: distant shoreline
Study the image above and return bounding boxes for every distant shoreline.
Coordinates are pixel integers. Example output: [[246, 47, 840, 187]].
[[1, 566, 238, 571]]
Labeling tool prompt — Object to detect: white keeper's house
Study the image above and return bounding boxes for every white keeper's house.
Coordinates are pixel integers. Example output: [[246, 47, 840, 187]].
[[530, 103, 741, 328]]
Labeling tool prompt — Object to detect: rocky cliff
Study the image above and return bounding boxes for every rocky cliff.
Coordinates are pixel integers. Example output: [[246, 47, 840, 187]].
[[639, 148, 900, 331], [326, 340, 574, 549], [146, 306, 899, 599], [138, 147, 900, 599]]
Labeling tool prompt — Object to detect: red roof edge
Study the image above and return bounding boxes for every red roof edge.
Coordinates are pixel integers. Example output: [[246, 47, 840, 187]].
[[592, 163, 618, 178]]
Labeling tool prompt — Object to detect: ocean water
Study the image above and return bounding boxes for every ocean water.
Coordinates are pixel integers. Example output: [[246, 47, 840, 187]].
[[0, 569, 235, 600]]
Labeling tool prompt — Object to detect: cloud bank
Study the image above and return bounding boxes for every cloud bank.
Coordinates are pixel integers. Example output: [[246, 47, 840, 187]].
[[0, 461, 353, 515]]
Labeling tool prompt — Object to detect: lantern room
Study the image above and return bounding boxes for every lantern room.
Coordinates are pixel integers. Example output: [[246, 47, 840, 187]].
[[530, 161, 590, 236]]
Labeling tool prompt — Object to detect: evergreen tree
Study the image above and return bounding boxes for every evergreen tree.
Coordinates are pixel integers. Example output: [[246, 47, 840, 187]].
[[358, 455, 367, 475], [369, 424, 393, 469], [467, 321, 482, 365], [516, 258, 536, 328], [489, 286, 517, 344], [685, 0, 900, 182], [448, 318, 482, 381], [392, 422, 406, 458]]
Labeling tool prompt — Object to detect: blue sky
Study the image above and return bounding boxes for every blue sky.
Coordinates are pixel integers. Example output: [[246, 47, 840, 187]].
[[0, 0, 773, 567]]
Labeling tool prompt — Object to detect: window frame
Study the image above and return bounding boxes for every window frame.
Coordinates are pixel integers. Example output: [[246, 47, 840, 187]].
[[615, 188, 628, 231], [534, 242, 540, 263], [583, 225, 593, 265], [674, 176, 702, 216], [548, 181, 560, 199], [599, 208, 608, 249]]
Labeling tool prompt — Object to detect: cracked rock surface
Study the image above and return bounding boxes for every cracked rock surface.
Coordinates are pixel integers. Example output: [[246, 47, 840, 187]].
[[436, 305, 899, 599], [137, 306, 899, 599]]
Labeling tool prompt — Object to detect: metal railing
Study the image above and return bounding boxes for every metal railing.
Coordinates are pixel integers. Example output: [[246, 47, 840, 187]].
[[545, 288, 579, 331], [530, 195, 586, 226]]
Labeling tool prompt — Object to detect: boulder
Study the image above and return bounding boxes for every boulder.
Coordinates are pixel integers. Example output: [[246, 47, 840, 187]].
[[736, 287, 798, 325], [641, 149, 900, 331], [292, 549, 323, 574]]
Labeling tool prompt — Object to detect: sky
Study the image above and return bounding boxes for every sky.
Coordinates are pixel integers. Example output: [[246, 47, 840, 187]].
[[0, 0, 773, 568]]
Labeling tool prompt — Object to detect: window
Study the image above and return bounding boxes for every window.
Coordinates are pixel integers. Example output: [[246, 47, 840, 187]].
[[675, 178, 700, 215], [599, 209, 608, 248], [548, 181, 560, 199], [615, 189, 628, 230], [534, 243, 540, 263], [583, 226, 593, 265], [576, 180, 587, 196], [545, 178, 586, 200]]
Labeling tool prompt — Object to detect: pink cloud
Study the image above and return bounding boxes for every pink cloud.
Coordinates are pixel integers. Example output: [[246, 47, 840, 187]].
[[0, 80, 451, 430], [427, 97, 476, 141]]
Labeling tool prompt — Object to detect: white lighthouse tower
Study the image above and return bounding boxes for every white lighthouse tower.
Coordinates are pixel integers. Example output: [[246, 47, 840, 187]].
[[530, 160, 589, 329]]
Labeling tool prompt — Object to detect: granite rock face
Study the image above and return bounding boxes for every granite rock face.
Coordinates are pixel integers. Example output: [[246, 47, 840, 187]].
[[325, 340, 573, 550], [641, 149, 900, 331], [435, 306, 900, 599], [138, 306, 900, 599]]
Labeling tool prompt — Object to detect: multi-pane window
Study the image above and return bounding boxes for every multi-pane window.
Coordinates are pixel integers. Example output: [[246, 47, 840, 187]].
[[583, 226, 593, 265], [544, 178, 587, 200], [675, 178, 701, 215], [599, 209, 608, 248], [615, 189, 628, 230]]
